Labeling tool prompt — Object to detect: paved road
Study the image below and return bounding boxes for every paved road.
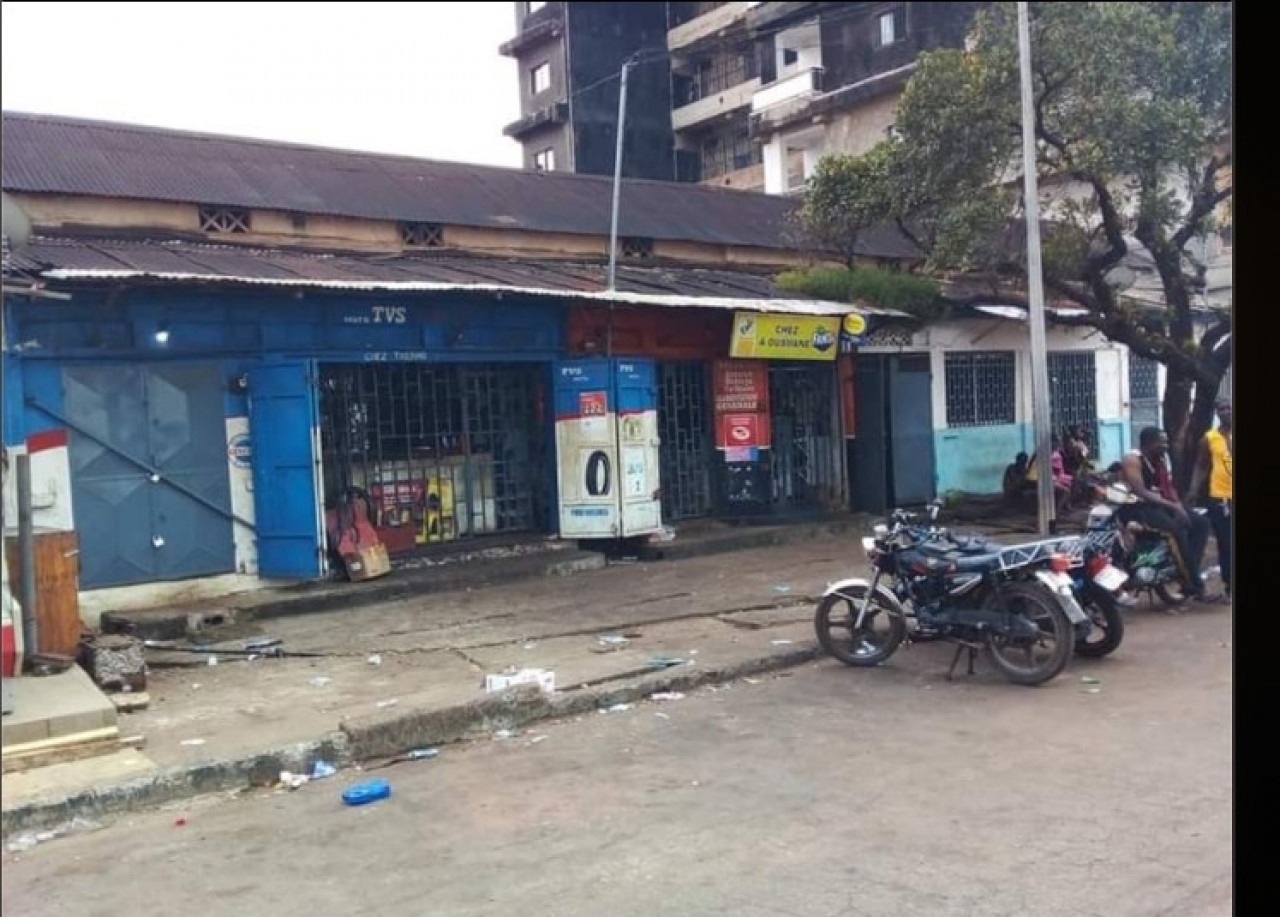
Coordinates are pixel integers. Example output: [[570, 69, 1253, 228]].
[[3, 604, 1231, 917]]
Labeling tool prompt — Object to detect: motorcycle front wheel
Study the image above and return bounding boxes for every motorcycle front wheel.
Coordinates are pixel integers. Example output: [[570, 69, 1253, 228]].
[[984, 582, 1073, 686], [1074, 583, 1125, 658], [814, 585, 906, 667]]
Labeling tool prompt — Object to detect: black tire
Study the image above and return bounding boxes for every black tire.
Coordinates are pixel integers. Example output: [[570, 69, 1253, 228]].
[[1154, 582, 1192, 608], [1074, 583, 1125, 658], [814, 586, 906, 667], [984, 582, 1073, 686]]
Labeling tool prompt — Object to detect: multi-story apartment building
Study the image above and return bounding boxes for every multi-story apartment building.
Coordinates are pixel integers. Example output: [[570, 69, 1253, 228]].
[[499, 1, 676, 180], [747, 2, 983, 194], [500, 2, 981, 194]]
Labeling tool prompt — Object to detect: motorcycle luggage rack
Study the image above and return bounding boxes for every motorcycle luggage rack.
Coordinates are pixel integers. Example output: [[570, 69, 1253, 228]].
[[993, 536, 1084, 571]]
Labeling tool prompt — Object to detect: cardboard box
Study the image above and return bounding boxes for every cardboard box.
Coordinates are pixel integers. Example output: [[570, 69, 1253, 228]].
[[343, 543, 391, 582]]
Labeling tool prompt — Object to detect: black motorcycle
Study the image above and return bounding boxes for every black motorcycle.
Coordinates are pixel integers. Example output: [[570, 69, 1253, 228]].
[[1081, 477, 1205, 609], [815, 502, 1088, 686]]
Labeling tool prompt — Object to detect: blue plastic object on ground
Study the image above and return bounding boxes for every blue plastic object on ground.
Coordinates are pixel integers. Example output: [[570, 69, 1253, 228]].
[[342, 778, 391, 806]]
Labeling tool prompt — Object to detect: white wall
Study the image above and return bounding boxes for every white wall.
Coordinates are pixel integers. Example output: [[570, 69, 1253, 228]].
[[861, 317, 1128, 432]]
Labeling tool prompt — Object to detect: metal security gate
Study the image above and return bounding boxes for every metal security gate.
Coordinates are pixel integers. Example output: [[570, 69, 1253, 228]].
[[769, 364, 840, 512], [1049, 351, 1098, 447], [62, 364, 236, 589], [658, 362, 713, 521], [319, 363, 547, 543], [1129, 353, 1161, 446]]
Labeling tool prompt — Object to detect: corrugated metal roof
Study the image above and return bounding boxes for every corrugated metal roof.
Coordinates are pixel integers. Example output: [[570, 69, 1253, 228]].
[[13, 236, 905, 317], [1, 112, 917, 258]]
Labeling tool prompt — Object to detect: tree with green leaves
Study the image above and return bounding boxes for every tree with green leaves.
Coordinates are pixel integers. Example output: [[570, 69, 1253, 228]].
[[798, 2, 1231, 489]]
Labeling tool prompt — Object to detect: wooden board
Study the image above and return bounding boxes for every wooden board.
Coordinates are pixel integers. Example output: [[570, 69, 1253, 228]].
[[1, 725, 123, 773], [5, 530, 83, 657]]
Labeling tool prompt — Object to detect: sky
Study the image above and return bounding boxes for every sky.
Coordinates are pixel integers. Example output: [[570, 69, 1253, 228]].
[[1, 1, 524, 167]]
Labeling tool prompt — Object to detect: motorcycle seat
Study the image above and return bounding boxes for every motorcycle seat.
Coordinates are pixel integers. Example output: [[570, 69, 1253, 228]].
[[919, 541, 1004, 573], [949, 535, 1004, 554], [951, 551, 1005, 574]]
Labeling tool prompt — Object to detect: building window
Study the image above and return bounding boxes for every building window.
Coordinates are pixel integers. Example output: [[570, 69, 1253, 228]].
[[198, 205, 250, 234], [782, 48, 799, 66], [533, 148, 556, 172], [875, 8, 907, 48], [700, 128, 763, 180], [527, 1, 546, 12], [531, 62, 551, 95], [621, 237, 654, 259], [400, 222, 445, 248], [945, 351, 1016, 427]]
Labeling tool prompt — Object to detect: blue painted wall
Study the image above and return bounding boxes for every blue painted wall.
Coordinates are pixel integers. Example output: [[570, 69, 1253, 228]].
[[935, 424, 1031, 495]]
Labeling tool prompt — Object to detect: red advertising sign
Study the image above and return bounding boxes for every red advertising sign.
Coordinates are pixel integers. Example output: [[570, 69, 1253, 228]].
[[579, 391, 608, 417], [713, 360, 770, 450], [713, 361, 768, 414]]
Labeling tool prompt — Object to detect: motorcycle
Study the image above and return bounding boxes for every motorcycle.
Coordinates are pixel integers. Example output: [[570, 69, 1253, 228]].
[[1082, 479, 1203, 609], [1061, 537, 1128, 658], [921, 524, 1126, 660], [815, 501, 1089, 686]]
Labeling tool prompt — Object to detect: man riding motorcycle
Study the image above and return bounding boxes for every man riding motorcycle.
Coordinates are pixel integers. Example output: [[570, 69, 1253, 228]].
[[1116, 427, 1219, 603]]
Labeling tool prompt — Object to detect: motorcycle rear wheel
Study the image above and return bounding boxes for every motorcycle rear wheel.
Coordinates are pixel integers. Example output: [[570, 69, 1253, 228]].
[[984, 582, 1073, 686], [1074, 583, 1125, 658], [814, 586, 906, 667]]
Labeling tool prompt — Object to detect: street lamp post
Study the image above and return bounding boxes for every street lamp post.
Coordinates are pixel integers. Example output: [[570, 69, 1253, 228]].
[[1017, 1, 1056, 535]]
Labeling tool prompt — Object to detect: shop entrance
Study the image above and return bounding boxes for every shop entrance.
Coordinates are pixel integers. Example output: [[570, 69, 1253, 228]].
[[318, 363, 549, 550], [767, 364, 842, 514]]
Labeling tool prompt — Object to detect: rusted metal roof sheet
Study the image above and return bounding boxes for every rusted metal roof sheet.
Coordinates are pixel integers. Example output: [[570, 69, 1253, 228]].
[[13, 235, 906, 317], [1, 112, 917, 258]]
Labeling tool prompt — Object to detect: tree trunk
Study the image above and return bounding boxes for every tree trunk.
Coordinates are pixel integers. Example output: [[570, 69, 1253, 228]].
[[1167, 360, 1228, 497], [1162, 364, 1194, 486]]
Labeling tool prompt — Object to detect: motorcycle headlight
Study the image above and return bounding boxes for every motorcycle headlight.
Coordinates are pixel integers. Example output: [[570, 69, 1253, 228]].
[[861, 537, 877, 554], [873, 524, 889, 539]]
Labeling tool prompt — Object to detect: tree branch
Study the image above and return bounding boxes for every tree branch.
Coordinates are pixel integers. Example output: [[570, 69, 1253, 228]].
[[1172, 154, 1232, 251]]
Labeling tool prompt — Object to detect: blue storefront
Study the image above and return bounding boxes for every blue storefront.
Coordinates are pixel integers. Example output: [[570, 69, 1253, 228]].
[[2, 284, 567, 589]]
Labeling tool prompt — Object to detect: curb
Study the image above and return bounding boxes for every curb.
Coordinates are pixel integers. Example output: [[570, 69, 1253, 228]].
[[2, 644, 821, 839], [2, 734, 351, 839], [638, 517, 873, 562]]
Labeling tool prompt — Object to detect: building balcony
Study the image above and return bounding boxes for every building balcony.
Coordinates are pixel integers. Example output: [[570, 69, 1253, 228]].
[[498, 14, 562, 58], [668, 1, 753, 53], [673, 77, 761, 132], [751, 67, 823, 115], [750, 62, 914, 140], [503, 101, 570, 141]]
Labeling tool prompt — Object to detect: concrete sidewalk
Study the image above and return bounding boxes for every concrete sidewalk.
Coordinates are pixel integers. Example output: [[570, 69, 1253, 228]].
[[3, 535, 878, 838]]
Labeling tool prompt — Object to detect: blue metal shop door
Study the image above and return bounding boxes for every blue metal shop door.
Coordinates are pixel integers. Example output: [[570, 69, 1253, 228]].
[[888, 354, 937, 506], [62, 363, 235, 588], [249, 362, 323, 579]]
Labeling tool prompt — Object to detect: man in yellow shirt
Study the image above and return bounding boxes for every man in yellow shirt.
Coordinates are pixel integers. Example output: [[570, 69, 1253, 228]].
[[1191, 400, 1233, 600]]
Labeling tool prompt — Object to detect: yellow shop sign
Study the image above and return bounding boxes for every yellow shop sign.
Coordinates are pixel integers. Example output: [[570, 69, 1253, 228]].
[[729, 312, 840, 362]]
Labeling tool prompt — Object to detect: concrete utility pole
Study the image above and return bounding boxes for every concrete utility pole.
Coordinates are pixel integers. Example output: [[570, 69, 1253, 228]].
[[1017, 1, 1056, 535], [606, 56, 633, 300]]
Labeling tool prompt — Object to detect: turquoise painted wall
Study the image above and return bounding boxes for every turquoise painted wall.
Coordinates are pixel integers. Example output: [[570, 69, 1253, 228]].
[[1097, 420, 1127, 468], [935, 424, 1031, 495], [937, 419, 1130, 494]]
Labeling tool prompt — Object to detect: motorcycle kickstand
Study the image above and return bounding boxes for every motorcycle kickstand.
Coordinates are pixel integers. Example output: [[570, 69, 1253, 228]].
[[946, 644, 978, 681]]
